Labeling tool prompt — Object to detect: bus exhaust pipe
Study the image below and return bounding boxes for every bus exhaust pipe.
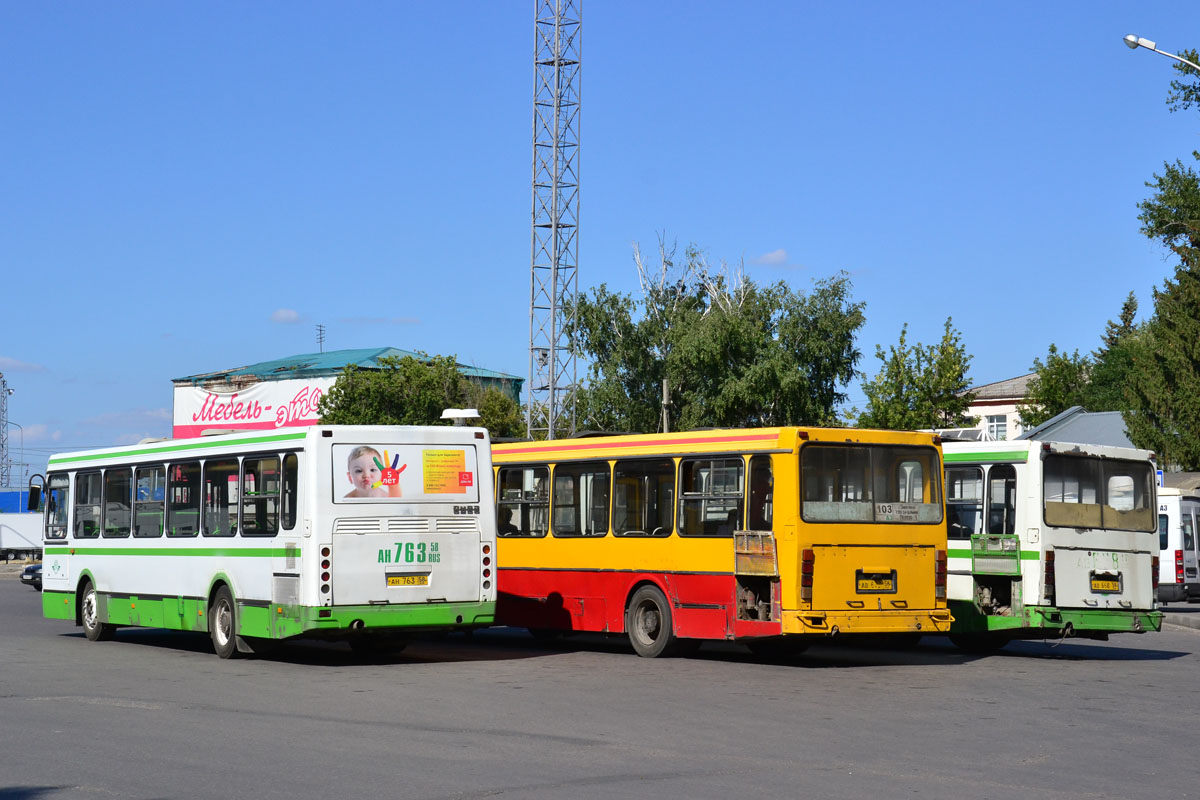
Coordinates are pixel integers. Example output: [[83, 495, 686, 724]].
[[350, 619, 365, 632]]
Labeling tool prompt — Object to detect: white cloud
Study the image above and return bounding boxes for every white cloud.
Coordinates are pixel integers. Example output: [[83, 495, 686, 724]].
[[752, 248, 788, 266], [271, 309, 302, 324], [0, 356, 47, 372], [20, 424, 62, 444]]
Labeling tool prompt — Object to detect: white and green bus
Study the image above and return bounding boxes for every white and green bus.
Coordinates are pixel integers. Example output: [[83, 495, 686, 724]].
[[942, 439, 1162, 650], [29, 425, 496, 658]]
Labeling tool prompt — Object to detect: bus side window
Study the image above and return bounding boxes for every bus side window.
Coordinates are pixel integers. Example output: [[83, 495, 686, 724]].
[[203, 458, 239, 537], [281, 453, 299, 530], [986, 464, 1016, 535], [679, 457, 744, 537], [75, 471, 102, 539], [612, 458, 674, 537], [748, 455, 772, 530], [1159, 514, 1169, 551], [134, 465, 165, 538], [45, 473, 70, 540], [552, 462, 609, 537], [496, 465, 549, 537], [168, 462, 202, 538], [241, 456, 280, 537], [103, 468, 132, 538], [945, 466, 983, 539]]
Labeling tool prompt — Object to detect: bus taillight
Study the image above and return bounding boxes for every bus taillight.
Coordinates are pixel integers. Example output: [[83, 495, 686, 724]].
[[321, 546, 332, 599], [800, 548, 814, 602], [1176, 550, 1185, 584], [1152, 556, 1159, 591], [934, 549, 947, 599], [1044, 550, 1055, 604]]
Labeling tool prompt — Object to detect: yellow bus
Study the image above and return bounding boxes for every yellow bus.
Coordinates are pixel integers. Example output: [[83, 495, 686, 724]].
[[492, 427, 952, 657]]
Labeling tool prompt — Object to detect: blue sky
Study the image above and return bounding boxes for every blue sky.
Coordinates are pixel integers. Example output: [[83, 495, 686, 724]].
[[2, 2, 1198, 471]]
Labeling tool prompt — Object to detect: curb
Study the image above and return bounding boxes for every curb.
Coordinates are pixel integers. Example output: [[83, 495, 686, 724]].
[[1162, 612, 1200, 631]]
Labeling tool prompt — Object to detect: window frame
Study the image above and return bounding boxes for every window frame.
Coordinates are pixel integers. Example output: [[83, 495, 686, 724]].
[[799, 443, 944, 525], [202, 457, 241, 538], [496, 464, 550, 538], [240, 454, 281, 537], [677, 455, 745, 538], [612, 458, 675, 538], [133, 465, 166, 539], [550, 461, 610, 538], [945, 465, 984, 540], [102, 467, 133, 539]]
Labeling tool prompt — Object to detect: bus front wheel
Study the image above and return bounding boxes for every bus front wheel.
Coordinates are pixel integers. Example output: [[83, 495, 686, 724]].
[[80, 581, 115, 642], [209, 586, 239, 659], [626, 585, 679, 658]]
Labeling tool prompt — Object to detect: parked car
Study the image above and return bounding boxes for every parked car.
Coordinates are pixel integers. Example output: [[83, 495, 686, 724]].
[[20, 563, 41, 591]]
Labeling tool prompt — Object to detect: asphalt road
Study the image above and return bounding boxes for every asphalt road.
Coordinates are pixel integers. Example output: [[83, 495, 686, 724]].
[[1, 570, 1197, 800]]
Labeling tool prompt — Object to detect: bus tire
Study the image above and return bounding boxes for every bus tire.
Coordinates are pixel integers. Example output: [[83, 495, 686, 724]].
[[626, 585, 679, 658], [209, 586, 240, 659], [80, 581, 115, 642]]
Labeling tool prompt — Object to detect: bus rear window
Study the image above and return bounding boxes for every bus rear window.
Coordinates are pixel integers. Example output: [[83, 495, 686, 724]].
[[801, 445, 942, 524], [1043, 455, 1154, 532]]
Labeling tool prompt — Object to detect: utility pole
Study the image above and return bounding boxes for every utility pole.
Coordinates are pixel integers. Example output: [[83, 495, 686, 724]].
[[0, 373, 11, 488], [528, 0, 581, 439]]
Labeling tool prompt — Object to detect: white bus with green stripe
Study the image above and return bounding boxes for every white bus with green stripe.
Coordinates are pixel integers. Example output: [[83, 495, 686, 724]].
[[30, 426, 496, 658], [941, 440, 1162, 650]]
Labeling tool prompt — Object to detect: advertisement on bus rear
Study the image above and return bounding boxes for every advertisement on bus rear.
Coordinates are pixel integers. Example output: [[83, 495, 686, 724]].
[[333, 443, 479, 504]]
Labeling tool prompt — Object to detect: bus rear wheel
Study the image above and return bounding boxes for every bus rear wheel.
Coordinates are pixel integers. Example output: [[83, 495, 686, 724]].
[[209, 586, 239, 659], [626, 585, 678, 658], [80, 581, 115, 642]]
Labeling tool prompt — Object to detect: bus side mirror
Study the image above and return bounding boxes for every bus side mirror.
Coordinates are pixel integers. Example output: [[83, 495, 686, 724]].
[[27, 486, 41, 512]]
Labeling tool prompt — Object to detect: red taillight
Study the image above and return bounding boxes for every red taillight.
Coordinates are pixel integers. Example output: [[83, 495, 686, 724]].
[[483, 556, 491, 566], [800, 549, 814, 602], [1177, 549, 1185, 584], [1152, 556, 1160, 591], [482, 544, 491, 555], [321, 546, 332, 600], [935, 549, 947, 599], [482, 568, 491, 578], [321, 571, 330, 582], [1044, 550, 1056, 602]]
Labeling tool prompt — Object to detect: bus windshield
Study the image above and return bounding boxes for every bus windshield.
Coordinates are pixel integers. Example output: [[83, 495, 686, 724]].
[[801, 444, 942, 524], [1043, 455, 1155, 532]]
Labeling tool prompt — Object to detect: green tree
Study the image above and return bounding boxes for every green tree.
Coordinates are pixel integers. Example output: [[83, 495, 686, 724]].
[[1122, 45, 1200, 468], [571, 239, 865, 432], [317, 354, 524, 438], [857, 317, 975, 430], [1016, 344, 1091, 429], [1083, 291, 1141, 412]]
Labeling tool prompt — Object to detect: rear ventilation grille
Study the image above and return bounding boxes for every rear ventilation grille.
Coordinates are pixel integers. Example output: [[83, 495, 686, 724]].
[[436, 518, 478, 534], [388, 518, 432, 533], [333, 518, 383, 534]]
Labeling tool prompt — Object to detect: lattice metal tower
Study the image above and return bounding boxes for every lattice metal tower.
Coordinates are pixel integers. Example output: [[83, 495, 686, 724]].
[[527, 0, 581, 439], [0, 373, 11, 488]]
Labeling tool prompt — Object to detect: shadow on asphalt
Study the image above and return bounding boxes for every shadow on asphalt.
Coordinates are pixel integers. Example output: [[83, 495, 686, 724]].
[[54, 623, 1194, 668]]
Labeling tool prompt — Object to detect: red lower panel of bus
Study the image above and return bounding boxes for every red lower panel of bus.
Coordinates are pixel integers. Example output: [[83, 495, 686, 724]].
[[497, 568, 781, 640]]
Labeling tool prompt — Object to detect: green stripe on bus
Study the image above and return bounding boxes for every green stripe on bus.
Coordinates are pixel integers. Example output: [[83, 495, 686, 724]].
[[947, 548, 1041, 560], [943, 450, 1028, 464], [47, 431, 309, 465], [43, 546, 294, 558]]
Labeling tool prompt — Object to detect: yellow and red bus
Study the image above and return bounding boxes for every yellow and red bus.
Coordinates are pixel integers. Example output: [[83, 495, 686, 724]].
[[492, 427, 952, 657]]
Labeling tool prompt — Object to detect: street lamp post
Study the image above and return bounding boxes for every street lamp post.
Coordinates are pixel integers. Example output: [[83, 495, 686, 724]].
[[1123, 35, 1200, 73]]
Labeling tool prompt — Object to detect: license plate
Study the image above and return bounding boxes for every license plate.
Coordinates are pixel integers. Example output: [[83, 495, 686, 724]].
[[856, 571, 896, 593], [387, 575, 429, 587], [1090, 577, 1120, 593]]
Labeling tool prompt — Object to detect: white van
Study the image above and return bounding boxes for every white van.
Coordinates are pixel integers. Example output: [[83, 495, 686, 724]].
[[1157, 487, 1200, 603]]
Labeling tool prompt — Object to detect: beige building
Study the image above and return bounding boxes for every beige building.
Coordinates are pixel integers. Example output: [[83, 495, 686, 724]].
[[958, 373, 1034, 441]]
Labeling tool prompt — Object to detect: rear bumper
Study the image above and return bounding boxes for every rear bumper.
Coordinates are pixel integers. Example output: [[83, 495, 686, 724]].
[[263, 601, 495, 640], [948, 600, 1162, 636], [783, 607, 953, 635]]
